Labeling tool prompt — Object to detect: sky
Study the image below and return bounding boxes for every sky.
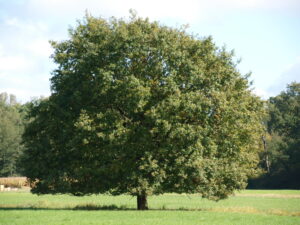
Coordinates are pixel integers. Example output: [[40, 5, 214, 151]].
[[0, 0, 299, 103]]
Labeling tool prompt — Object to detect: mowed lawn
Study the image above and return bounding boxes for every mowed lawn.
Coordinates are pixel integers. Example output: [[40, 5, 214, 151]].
[[0, 190, 299, 225]]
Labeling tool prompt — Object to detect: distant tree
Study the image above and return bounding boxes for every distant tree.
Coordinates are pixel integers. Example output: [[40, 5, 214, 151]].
[[0, 93, 8, 103], [9, 94, 17, 105], [21, 14, 264, 210], [267, 82, 300, 188], [0, 93, 23, 176], [268, 82, 300, 138]]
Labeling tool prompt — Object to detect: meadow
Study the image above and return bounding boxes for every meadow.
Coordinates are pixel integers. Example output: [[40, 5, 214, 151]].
[[0, 190, 299, 225]]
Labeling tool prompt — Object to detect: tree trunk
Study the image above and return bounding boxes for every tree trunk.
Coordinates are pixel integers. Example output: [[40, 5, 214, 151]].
[[137, 194, 148, 210], [262, 135, 270, 173]]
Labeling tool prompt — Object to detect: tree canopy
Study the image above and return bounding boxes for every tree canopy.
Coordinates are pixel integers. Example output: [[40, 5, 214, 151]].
[[21, 14, 264, 210]]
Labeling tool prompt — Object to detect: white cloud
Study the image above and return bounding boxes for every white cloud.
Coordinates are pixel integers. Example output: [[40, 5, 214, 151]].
[[284, 56, 300, 72], [25, 0, 300, 22], [0, 55, 34, 71], [268, 57, 300, 96], [0, 44, 4, 56], [4, 17, 19, 26], [5, 17, 48, 33], [211, 0, 300, 9], [252, 87, 270, 100], [26, 39, 53, 57], [123, 0, 202, 22], [26, 0, 203, 23]]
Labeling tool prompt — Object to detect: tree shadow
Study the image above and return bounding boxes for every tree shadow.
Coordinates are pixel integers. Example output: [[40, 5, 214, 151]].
[[73, 204, 133, 211], [0, 204, 135, 211], [0, 204, 208, 211]]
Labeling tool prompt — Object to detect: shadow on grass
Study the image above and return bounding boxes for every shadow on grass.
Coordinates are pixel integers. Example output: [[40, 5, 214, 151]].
[[73, 204, 132, 210], [0, 204, 207, 211], [1, 204, 299, 217], [0, 204, 135, 211], [1, 206, 299, 217]]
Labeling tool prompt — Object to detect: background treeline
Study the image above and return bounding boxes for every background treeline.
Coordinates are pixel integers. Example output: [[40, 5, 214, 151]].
[[248, 82, 300, 189], [0, 82, 299, 189], [0, 93, 26, 176]]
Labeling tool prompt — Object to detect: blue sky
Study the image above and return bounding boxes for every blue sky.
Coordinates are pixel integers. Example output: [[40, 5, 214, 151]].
[[0, 0, 299, 103]]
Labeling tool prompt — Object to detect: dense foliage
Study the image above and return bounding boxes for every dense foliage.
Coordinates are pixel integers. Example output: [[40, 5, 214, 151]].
[[249, 82, 300, 189], [0, 93, 24, 176], [21, 14, 264, 209]]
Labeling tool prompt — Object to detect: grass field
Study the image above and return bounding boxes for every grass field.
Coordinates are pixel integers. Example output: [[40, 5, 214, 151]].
[[0, 190, 299, 225]]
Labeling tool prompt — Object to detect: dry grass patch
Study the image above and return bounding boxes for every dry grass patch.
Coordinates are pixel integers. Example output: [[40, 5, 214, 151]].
[[235, 193, 300, 198], [0, 177, 28, 188], [210, 207, 300, 217]]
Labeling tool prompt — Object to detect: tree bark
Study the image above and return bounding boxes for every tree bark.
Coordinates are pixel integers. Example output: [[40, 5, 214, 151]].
[[137, 194, 148, 210]]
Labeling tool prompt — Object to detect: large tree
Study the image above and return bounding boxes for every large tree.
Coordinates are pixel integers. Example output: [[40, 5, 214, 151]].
[[21, 14, 264, 210]]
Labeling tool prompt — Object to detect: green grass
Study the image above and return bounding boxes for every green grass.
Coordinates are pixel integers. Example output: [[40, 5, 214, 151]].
[[0, 190, 299, 225], [1, 210, 300, 225]]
